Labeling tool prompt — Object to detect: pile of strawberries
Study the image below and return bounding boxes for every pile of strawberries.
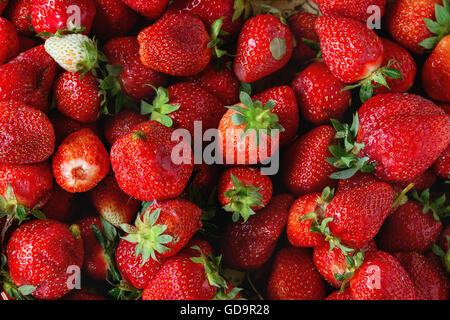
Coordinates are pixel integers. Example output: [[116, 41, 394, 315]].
[[0, 0, 449, 301]]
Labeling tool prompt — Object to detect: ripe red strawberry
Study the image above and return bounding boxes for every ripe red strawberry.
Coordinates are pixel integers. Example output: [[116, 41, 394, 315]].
[[0, 17, 19, 65], [6, 219, 84, 300], [325, 182, 395, 248], [120, 0, 169, 19], [267, 247, 326, 300], [220, 194, 294, 270], [52, 128, 110, 193], [0, 162, 53, 209], [181, 237, 214, 257], [325, 288, 353, 300], [316, 0, 387, 22], [187, 163, 220, 194], [315, 16, 384, 84], [393, 169, 437, 192], [394, 252, 449, 300], [291, 61, 351, 125], [5, 0, 34, 36], [183, 64, 240, 106], [282, 125, 338, 196], [49, 111, 102, 145], [0, 100, 55, 164], [336, 172, 380, 194], [0, 0, 8, 15], [40, 184, 77, 222], [91, 0, 138, 39], [103, 37, 168, 101], [288, 12, 319, 62], [422, 35, 450, 102], [110, 121, 193, 202], [138, 13, 211, 76], [433, 144, 450, 178], [218, 166, 273, 222], [54, 71, 102, 123], [234, 14, 293, 83], [350, 250, 417, 300], [0, 45, 57, 112], [31, 0, 96, 35], [104, 108, 147, 146], [88, 174, 140, 227]]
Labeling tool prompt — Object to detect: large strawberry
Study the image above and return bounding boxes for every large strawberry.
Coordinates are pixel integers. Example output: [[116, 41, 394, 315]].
[[267, 247, 326, 300], [91, 0, 138, 39], [0, 100, 55, 164], [120, 0, 169, 19], [234, 14, 293, 83], [52, 128, 110, 193], [288, 12, 319, 62], [6, 219, 84, 300], [110, 121, 193, 202], [103, 108, 147, 146], [315, 0, 387, 23], [138, 13, 211, 76], [0, 17, 19, 65]]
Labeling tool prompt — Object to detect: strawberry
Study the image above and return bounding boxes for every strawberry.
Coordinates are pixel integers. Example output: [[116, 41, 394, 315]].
[[233, 14, 293, 83], [181, 237, 214, 257], [120, 0, 169, 19], [138, 13, 211, 76], [186, 163, 220, 195], [433, 144, 450, 178], [6, 219, 84, 300], [103, 36, 168, 101], [393, 169, 437, 192], [183, 64, 240, 106], [422, 35, 450, 102], [110, 121, 194, 202], [31, 0, 96, 35], [0, 17, 19, 65], [350, 250, 417, 300], [88, 174, 140, 227], [288, 12, 319, 62], [291, 61, 351, 125], [325, 288, 353, 300], [220, 193, 294, 270], [315, 0, 387, 23], [54, 71, 102, 123], [49, 111, 102, 145], [218, 166, 273, 222], [5, 0, 34, 36], [140, 82, 225, 135], [52, 128, 110, 193], [17, 36, 39, 53], [336, 172, 380, 194], [0, 0, 8, 15], [91, 0, 138, 39], [282, 125, 338, 196], [0, 45, 57, 112], [0, 100, 55, 164], [267, 247, 326, 300], [394, 252, 449, 300], [40, 184, 77, 223], [104, 108, 147, 146]]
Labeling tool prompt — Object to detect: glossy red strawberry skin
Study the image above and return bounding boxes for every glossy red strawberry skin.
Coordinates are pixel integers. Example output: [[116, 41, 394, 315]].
[[0, 100, 55, 164], [282, 125, 338, 196], [336, 172, 380, 194], [0, 17, 19, 65], [326, 182, 395, 248], [103, 37, 168, 101], [120, 0, 169, 19], [103, 108, 147, 147], [292, 61, 351, 125], [220, 194, 294, 270], [6, 219, 84, 300], [267, 247, 326, 300], [110, 121, 193, 201], [289, 12, 319, 62], [315, 16, 384, 83], [0, 162, 53, 209], [433, 144, 450, 178], [40, 184, 77, 222], [138, 13, 211, 77], [316, 0, 387, 23], [0, 45, 57, 113], [54, 72, 102, 123], [234, 14, 293, 83], [91, 0, 138, 39], [31, 0, 97, 35], [422, 35, 450, 102], [357, 93, 450, 182], [5, 0, 35, 36], [52, 128, 110, 193], [49, 111, 102, 145]]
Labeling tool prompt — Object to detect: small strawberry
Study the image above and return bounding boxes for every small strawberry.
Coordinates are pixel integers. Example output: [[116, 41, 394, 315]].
[[49, 111, 102, 145], [0, 100, 55, 164], [267, 247, 326, 300], [234, 14, 293, 83], [91, 0, 138, 39], [5, 0, 37, 36], [40, 184, 77, 223], [316, 0, 387, 23], [220, 193, 294, 270], [104, 108, 147, 147], [291, 61, 351, 125], [88, 174, 140, 227], [52, 128, 110, 193], [110, 121, 194, 202], [54, 71, 103, 123], [6, 219, 84, 300], [138, 13, 211, 76], [0, 17, 19, 65], [120, 0, 169, 19], [288, 12, 319, 62]]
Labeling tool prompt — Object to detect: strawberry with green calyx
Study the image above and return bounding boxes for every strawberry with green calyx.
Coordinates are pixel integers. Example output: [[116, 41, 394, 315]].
[[430, 226, 450, 273], [207, 17, 230, 60], [98, 64, 126, 116], [0, 254, 35, 300], [140, 86, 181, 128], [412, 188, 450, 222], [419, 0, 450, 51]]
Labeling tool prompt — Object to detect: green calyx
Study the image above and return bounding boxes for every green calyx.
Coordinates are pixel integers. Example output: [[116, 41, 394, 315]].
[[420, 0, 450, 50], [99, 64, 125, 115], [190, 246, 229, 290], [223, 173, 264, 223], [36, 25, 86, 39], [392, 182, 415, 208], [120, 207, 173, 265], [140, 86, 180, 128], [227, 91, 285, 146], [299, 186, 335, 225], [411, 188, 450, 222], [208, 17, 230, 59], [302, 38, 323, 60], [108, 280, 143, 300], [342, 59, 403, 103], [327, 114, 376, 180], [79, 37, 105, 78], [430, 241, 450, 274], [232, 0, 254, 22], [0, 255, 36, 300], [334, 250, 365, 293]]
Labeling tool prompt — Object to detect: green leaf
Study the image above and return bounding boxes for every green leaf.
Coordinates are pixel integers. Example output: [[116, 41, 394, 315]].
[[382, 68, 403, 80], [359, 82, 374, 103], [18, 285, 36, 296], [419, 36, 439, 50], [329, 167, 360, 180]]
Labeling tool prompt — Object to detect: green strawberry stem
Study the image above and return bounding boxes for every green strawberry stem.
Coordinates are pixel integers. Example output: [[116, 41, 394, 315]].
[[431, 242, 450, 274], [208, 17, 230, 59], [420, 0, 450, 50], [246, 272, 264, 300], [334, 250, 365, 293], [411, 188, 450, 222], [190, 246, 229, 290], [140, 86, 180, 128], [392, 182, 415, 209]]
